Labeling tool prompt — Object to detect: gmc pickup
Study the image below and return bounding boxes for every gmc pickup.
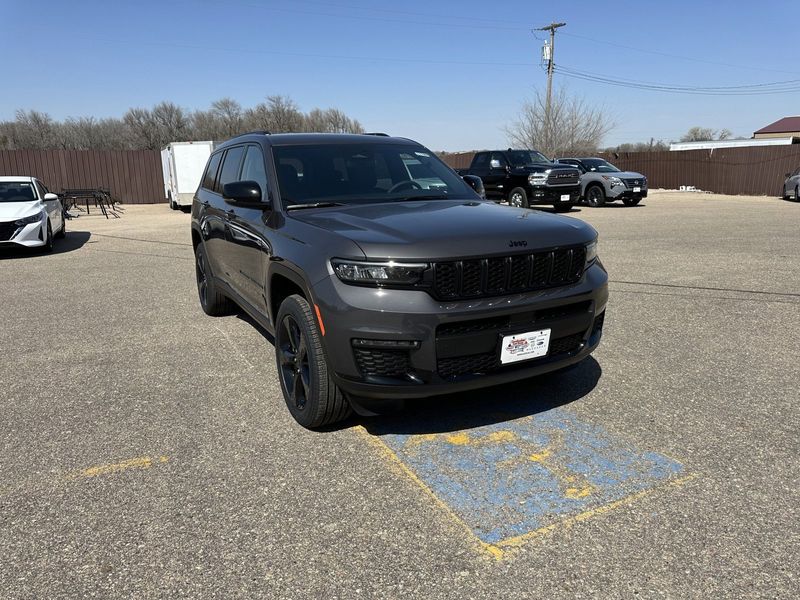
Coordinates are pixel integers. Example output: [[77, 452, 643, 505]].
[[458, 149, 581, 211]]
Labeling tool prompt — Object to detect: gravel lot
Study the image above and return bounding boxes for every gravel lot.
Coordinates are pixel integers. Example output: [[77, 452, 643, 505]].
[[1, 191, 798, 599]]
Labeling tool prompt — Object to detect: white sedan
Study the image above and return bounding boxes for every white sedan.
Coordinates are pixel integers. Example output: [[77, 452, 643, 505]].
[[0, 176, 66, 252]]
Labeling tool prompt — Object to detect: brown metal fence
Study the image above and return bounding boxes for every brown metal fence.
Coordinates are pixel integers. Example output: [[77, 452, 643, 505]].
[[0, 149, 165, 204], [439, 146, 800, 197]]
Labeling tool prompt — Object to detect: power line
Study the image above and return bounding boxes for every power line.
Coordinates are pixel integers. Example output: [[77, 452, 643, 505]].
[[555, 65, 800, 95], [559, 31, 800, 76]]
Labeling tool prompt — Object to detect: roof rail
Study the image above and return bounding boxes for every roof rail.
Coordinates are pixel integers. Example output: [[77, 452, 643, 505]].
[[364, 132, 389, 136], [228, 130, 272, 140]]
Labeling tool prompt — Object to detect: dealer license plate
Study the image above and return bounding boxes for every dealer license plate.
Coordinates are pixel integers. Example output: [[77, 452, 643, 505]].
[[633, 186, 641, 193], [500, 329, 551, 364], [560, 194, 571, 201]]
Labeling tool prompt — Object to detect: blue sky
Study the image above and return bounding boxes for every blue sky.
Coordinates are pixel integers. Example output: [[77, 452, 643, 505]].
[[5, 0, 799, 150]]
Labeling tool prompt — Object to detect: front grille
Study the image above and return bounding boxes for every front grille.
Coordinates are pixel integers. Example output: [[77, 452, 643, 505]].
[[437, 332, 585, 379], [622, 178, 644, 189], [547, 169, 580, 186], [432, 246, 586, 300], [0, 222, 19, 241], [437, 315, 511, 337], [353, 348, 410, 378]]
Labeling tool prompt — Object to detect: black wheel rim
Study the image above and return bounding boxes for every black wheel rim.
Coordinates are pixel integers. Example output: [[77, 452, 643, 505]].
[[277, 315, 310, 411], [196, 250, 208, 306], [588, 188, 601, 205]]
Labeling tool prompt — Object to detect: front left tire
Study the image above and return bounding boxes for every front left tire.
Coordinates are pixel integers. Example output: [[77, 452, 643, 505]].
[[42, 220, 54, 253], [275, 294, 351, 429]]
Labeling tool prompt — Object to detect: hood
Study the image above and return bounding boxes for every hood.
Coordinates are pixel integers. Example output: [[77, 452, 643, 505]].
[[616, 171, 646, 181], [290, 200, 596, 260], [511, 163, 575, 174], [0, 200, 43, 221]]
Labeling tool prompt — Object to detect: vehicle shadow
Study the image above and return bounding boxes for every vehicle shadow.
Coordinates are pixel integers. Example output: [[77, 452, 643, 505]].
[[0, 231, 91, 259], [351, 357, 602, 436]]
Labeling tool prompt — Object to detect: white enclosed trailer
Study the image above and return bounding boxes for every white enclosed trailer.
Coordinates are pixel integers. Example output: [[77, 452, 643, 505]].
[[160, 141, 214, 209]]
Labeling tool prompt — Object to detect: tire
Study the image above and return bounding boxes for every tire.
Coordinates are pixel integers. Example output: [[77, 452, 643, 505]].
[[795, 186, 800, 202], [42, 220, 54, 253], [195, 243, 235, 316], [55, 216, 66, 239], [552, 202, 574, 213], [622, 197, 642, 207], [508, 187, 529, 208], [168, 192, 177, 210], [585, 184, 606, 207], [275, 294, 351, 428]]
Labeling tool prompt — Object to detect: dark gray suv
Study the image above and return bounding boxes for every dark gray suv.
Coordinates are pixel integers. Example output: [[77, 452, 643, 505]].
[[191, 132, 608, 428]]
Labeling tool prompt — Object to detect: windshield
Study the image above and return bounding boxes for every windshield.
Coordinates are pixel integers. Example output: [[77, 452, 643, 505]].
[[582, 159, 620, 173], [0, 182, 36, 203], [507, 150, 551, 167], [273, 143, 476, 207]]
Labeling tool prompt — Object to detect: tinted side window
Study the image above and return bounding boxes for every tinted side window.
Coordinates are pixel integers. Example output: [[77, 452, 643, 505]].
[[472, 153, 489, 168], [490, 152, 508, 167], [34, 180, 47, 198], [240, 145, 269, 196], [217, 146, 246, 193], [202, 152, 222, 191]]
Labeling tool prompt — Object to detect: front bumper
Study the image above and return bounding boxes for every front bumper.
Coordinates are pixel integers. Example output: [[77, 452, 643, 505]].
[[608, 185, 648, 200], [527, 185, 581, 205], [312, 262, 608, 401], [0, 218, 47, 248]]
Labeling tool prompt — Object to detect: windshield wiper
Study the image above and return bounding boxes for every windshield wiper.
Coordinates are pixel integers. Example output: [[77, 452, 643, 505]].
[[392, 194, 450, 202], [285, 201, 345, 210]]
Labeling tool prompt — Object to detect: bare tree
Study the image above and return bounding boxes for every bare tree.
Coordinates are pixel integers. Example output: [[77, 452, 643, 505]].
[[0, 95, 364, 149], [506, 88, 613, 157], [679, 126, 734, 142]]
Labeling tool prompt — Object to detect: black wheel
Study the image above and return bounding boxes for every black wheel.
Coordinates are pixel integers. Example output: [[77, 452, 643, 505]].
[[168, 192, 177, 210], [42, 220, 54, 253], [585, 185, 606, 207], [55, 216, 66, 239], [275, 295, 351, 429], [195, 243, 235, 316], [795, 186, 800, 202], [508, 187, 529, 208], [553, 202, 574, 213], [622, 197, 642, 207]]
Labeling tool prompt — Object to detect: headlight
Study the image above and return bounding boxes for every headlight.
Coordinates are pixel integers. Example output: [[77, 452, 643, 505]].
[[585, 240, 598, 266], [528, 170, 550, 185], [331, 259, 428, 286], [602, 176, 623, 186], [15, 211, 44, 226]]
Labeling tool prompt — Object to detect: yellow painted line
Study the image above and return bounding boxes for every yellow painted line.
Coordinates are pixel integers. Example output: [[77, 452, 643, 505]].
[[357, 423, 699, 561], [495, 473, 699, 552], [354, 426, 504, 560], [72, 455, 169, 479]]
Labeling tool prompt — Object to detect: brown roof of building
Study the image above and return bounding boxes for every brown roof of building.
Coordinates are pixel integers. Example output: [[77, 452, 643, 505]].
[[754, 116, 800, 134]]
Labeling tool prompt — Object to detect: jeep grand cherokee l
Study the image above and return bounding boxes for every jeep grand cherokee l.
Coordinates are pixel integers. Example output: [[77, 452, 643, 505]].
[[192, 132, 608, 428]]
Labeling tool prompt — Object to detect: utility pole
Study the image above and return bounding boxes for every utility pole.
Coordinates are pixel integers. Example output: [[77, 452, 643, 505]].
[[536, 22, 566, 151]]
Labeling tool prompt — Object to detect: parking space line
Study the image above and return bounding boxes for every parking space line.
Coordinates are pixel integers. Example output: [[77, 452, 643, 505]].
[[357, 409, 696, 560], [71, 455, 169, 479]]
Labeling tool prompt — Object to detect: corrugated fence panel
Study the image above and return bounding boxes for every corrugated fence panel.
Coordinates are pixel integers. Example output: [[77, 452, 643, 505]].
[[0, 149, 165, 203]]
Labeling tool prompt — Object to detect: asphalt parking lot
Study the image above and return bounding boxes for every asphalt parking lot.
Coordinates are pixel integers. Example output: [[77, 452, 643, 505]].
[[1, 191, 798, 599]]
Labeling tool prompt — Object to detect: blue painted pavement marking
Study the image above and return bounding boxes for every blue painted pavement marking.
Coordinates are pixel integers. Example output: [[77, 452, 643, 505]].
[[378, 408, 684, 545]]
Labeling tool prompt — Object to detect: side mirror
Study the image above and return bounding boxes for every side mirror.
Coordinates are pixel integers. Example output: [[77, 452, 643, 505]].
[[489, 159, 501, 169], [44, 193, 59, 201], [462, 175, 485, 198], [222, 180, 269, 208], [590, 167, 597, 172]]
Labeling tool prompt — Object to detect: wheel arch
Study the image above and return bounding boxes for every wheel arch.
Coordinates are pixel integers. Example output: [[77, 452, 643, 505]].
[[268, 263, 313, 329]]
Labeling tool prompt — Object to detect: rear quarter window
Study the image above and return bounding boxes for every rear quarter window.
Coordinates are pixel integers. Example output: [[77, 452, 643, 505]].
[[202, 153, 222, 191]]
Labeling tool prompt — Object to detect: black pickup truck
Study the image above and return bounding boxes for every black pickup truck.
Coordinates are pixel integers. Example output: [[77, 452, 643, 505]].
[[458, 149, 581, 211]]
